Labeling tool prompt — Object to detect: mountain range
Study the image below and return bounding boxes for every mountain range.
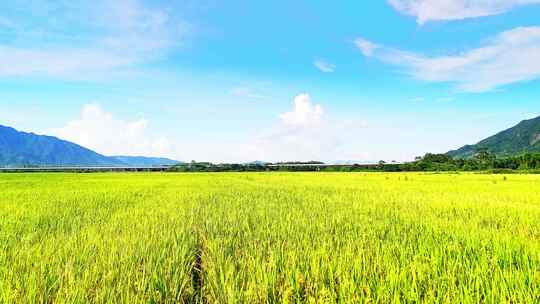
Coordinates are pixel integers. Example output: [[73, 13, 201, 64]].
[[111, 156, 180, 167], [2, 115, 540, 167], [0, 125, 180, 167], [448, 116, 540, 158]]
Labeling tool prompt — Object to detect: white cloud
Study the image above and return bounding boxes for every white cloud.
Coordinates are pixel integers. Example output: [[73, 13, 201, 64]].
[[354, 38, 380, 56], [53, 104, 172, 157], [243, 94, 368, 162], [0, 0, 187, 77], [0, 47, 137, 76], [387, 0, 540, 24], [356, 27, 540, 92], [280, 94, 324, 126], [524, 112, 540, 119], [313, 59, 336, 73], [97, 0, 186, 53]]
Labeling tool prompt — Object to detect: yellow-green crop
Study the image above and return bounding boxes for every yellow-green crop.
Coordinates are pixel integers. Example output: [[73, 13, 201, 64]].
[[1, 172, 539, 303]]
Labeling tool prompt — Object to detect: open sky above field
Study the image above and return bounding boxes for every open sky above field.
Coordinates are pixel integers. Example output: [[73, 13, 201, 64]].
[[1, 0, 540, 163]]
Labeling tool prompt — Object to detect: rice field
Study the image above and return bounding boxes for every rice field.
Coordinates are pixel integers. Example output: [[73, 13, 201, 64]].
[[0, 172, 539, 303]]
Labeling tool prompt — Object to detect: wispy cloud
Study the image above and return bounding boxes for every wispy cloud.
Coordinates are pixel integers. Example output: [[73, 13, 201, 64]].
[[313, 59, 336, 73], [524, 112, 540, 120], [356, 27, 540, 92], [354, 39, 380, 57], [387, 0, 540, 24], [0, 0, 188, 77], [0, 47, 137, 76]]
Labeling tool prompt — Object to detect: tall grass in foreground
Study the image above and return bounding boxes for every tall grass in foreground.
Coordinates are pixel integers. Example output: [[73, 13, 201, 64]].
[[0, 173, 539, 303]]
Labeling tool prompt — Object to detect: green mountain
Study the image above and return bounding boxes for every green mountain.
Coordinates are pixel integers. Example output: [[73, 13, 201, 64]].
[[111, 156, 181, 166], [448, 116, 540, 158], [0, 124, 124, 167]]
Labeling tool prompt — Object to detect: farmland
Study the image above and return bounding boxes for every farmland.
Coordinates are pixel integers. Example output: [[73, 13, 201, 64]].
[[1, 173, 539, 303]]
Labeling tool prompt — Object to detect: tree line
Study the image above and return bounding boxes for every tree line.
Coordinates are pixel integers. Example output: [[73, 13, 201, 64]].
[[399, 149, 540, 172], [169, 150, 540, 173]]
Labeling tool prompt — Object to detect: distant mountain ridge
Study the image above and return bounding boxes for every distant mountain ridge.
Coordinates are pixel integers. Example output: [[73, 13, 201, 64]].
[[111, 156, 181, 166], [0, 125, 123, 167], [0, 124, 181, 167], [331, 160, 381, 165], [246, 160, 268, 165], [448, 115, 540, 158]]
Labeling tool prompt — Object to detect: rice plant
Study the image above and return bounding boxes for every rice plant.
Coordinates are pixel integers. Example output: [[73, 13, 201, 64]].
[[0, 173, 539, 303]]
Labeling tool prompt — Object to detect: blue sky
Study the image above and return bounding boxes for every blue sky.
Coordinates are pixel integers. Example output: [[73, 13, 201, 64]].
[[1, 0, 540, 162]]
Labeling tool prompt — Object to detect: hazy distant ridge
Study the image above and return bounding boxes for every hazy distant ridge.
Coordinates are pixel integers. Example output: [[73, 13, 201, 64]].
[[111, 156, 181, 166]]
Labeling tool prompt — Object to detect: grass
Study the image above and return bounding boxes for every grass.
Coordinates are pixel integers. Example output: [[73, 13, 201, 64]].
[[0, 172, 539, 303]]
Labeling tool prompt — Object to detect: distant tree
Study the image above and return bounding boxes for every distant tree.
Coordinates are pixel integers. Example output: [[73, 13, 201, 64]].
[[422, 153, 453, 164], [474, 148, 496, 169]]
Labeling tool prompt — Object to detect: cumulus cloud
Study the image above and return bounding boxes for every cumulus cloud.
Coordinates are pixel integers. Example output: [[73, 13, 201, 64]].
[[280, 94, 324, 126], [356, 27, 540, 92], [387, 0, 540, 24], [53, 104, 172, 157], [0, 0, 187, 77], [313, 59, 336, 73], [243, 94, 368, 162]]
